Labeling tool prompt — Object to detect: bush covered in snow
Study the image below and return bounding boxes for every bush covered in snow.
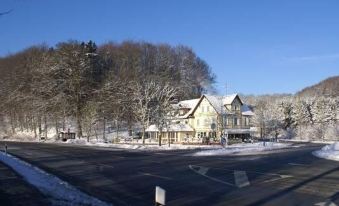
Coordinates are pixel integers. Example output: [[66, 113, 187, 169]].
[[313, 142, 339, 161]]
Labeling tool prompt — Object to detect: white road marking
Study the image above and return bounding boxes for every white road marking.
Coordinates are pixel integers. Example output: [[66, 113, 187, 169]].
[[191, 164, 293, 178], [234, 170, 250, 188], [139, 172, 172, 180], [188, 165, 235, 187], [314, 200, 337, 206], [288, 162, 308, 166], [263, 174, 293, 183], [188, 164, 293, 186], [197, 166, 209, 175]]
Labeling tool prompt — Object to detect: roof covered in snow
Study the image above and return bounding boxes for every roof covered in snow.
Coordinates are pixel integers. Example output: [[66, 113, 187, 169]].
[[178, 99, 200, 109], [174, 93, 253, 118], [204, 95, 227, 114], [175, 98, 200, 118], [223, 93, 241, 105], [241, 104, 255, 116], [146, 123, 194, 132], [204, 94, 247, 115]]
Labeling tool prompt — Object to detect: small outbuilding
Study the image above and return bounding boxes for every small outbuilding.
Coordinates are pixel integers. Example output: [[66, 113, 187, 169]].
[[58, 130, 76, 141]]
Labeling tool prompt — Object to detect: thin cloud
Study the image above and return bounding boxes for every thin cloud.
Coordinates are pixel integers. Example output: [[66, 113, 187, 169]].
[[0, 9, 13, 17]]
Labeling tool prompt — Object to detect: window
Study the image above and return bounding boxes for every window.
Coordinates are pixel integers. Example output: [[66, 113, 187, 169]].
[[201, 106, 204, 113], [234, 118, 238, 126], [245, 118, 250, 126], [205, 119, 209, 125], [233, 104, 240, 111], [197, 119, 200, 126], [207, 106, 209, 112]]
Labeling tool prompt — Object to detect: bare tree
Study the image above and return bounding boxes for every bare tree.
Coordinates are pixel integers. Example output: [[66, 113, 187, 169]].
[[132, 80, 160, 145], [152, 83, 177, 146]]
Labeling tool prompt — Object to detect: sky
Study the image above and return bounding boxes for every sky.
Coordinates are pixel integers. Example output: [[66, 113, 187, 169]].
[[1, 0, 339, 95]]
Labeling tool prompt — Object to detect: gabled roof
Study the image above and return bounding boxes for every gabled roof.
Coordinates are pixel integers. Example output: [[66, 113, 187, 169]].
[[188, 94, 239, 116], [223, 93, 243, 105], [203, 93, 243, 113], [203, 95, 226, 114], [175, 93, 253, 118]]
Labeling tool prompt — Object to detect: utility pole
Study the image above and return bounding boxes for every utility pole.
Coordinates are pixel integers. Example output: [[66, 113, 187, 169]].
[[224, 82, 229, 145]]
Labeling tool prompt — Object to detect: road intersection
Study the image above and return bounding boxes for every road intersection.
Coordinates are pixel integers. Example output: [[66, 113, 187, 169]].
[[0, 141, 338, 206]]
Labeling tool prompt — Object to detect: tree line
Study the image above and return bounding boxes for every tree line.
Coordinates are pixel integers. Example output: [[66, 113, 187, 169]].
[[244, 94, 339, 141], [0, 40, 215, 142]]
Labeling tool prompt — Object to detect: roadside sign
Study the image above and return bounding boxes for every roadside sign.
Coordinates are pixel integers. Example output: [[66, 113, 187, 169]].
[[155, 186, 166, 205]]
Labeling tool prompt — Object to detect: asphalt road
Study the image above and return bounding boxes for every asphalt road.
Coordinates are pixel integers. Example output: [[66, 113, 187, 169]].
[[0, 161, 50, 206], [0, 141, 338, 206]]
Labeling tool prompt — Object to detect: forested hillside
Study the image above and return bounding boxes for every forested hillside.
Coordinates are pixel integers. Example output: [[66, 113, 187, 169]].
[[0, 40, 215, 140], [296, 76, 339, 97]]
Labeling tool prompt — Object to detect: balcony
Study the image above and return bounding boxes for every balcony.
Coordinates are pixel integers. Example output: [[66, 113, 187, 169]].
[[224, 125, 250, 129]]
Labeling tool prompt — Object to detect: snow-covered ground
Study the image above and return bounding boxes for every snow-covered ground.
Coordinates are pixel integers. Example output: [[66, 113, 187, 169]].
[[0, 151, 112, 206], [192, 142, 291, 156], [313, 142, 339, 161], [65, 139, 222, 151], [281, 139, 336, 144]]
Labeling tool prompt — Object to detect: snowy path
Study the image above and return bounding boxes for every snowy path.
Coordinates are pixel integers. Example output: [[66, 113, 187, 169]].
[[0, 151, 112, 206]]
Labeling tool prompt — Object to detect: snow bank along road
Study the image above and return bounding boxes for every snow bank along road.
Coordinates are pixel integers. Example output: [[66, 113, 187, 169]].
[[0, 151, 112, 206], [0, 141, 338, 206], [0, 161, 50, 206]]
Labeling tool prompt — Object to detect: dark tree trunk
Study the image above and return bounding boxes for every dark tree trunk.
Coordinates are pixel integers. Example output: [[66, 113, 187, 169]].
[[158, 132, 162, 146], [10, 112, 16, 134], [102, 117, 106, 142], [44, 115, 48, 139], [55, 117, 59, 140], [76, 107, 83, 138], [38, 116, 42, 140], [142, 127, 146, 145]]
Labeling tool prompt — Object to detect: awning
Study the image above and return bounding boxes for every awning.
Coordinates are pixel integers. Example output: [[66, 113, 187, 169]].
[[146, 123, 194, 132]]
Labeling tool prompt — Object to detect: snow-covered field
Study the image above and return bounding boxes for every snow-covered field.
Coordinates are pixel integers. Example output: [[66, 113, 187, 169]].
[[192, 142, 291, 156], [0, 151, 112, 206], [313, 142, 339, 161]]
